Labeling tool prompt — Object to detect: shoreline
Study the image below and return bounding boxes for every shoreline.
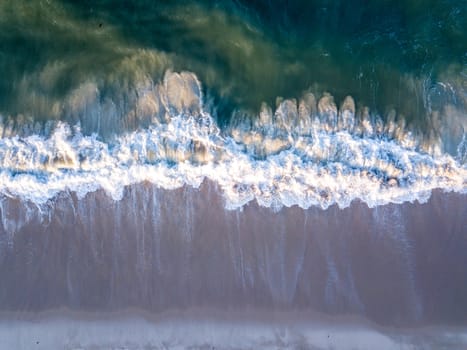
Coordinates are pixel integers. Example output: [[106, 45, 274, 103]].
[[1, 308, 467, 350], [0, 181, 466, 328]]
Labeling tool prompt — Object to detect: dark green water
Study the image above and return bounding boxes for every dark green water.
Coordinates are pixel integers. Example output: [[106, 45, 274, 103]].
[[0, 0, 466, 137]]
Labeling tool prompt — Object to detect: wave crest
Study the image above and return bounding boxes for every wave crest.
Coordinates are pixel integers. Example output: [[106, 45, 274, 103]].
[[0, 71, 465, 210]]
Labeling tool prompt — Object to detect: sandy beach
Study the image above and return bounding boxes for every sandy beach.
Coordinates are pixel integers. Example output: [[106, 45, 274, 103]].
[[1, 182, 466, 331], [1, 308, 467, 349]]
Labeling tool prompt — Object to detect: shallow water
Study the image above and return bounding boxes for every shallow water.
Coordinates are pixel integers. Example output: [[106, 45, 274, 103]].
[[1, 184, 466, 326]]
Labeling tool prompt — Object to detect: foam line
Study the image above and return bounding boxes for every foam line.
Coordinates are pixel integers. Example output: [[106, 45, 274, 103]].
[[0, 72, 465, 210]]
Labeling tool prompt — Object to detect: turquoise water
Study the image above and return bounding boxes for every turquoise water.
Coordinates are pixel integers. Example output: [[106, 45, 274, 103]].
[[1, 0, 465, 134]]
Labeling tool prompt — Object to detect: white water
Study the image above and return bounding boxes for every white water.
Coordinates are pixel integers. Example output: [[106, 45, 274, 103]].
[[0, 72, 465, 210]]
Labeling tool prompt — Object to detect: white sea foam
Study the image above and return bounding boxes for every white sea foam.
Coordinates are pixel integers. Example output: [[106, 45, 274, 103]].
[[0, 72, 465, 210]]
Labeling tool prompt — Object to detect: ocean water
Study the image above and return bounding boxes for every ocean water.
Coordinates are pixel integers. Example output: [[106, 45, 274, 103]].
[[0, 0, 466, 208], [0, 1, 466, 348]]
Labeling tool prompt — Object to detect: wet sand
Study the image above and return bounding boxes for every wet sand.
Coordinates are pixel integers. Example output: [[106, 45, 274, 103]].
[[0, 181, 466, 348]]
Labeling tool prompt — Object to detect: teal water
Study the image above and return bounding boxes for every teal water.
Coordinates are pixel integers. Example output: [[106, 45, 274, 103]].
[[1, 0, 465, 136], [0, 0, 465, 209]]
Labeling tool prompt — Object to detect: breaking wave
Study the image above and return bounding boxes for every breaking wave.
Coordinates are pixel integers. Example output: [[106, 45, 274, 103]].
[[0, 71, 465, 210]]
